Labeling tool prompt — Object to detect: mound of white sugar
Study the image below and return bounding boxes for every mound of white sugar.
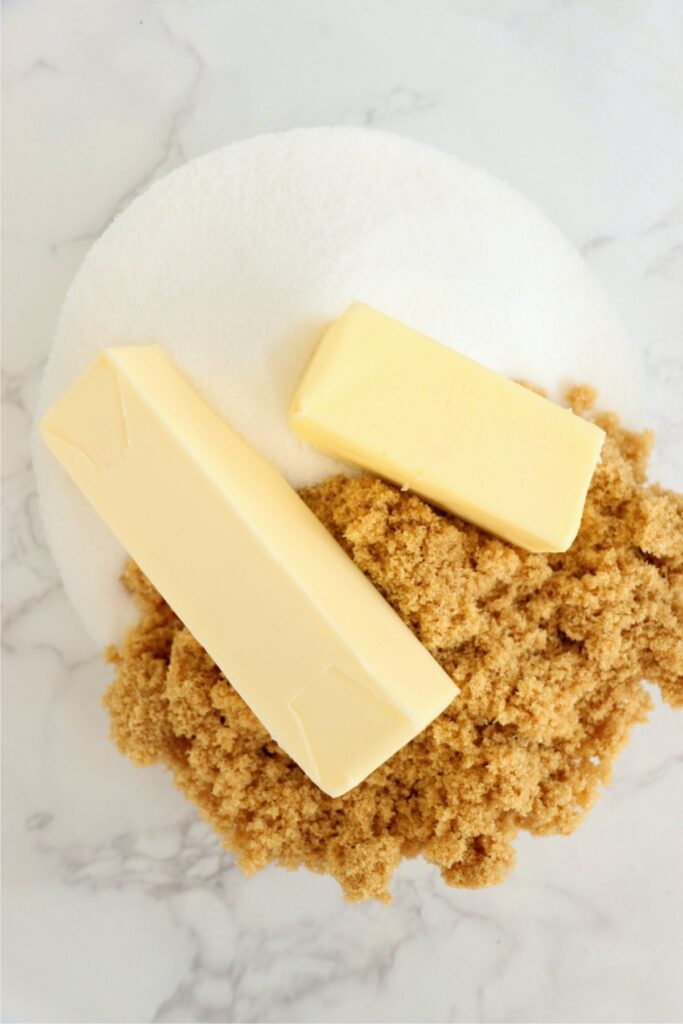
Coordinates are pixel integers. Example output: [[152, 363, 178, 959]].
[[35, 127, 642, 645]]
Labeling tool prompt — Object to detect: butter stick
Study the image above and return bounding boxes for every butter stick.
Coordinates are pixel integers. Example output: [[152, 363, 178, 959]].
[[291, 304, 605, 552], [41, 347, 456, 797]]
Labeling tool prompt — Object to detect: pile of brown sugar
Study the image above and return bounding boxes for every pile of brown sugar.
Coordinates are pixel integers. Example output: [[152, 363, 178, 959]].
[[104, 388, 682, 902]]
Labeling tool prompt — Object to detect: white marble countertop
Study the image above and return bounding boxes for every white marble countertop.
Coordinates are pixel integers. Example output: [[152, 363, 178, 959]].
[[3, 2, 682, 1022]]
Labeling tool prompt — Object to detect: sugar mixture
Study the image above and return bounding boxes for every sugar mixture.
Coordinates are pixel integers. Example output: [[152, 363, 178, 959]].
[[104, 390, 682, 902]]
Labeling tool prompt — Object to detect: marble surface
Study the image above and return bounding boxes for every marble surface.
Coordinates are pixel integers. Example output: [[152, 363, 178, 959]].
[[3, 1, 682, 1021]]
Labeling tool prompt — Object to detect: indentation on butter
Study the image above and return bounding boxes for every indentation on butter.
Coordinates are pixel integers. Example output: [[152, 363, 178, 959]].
[[113, 365, 131, 453], [42, 356, 131, 471], [40, 429, 99, 471], [288, 664, 414, 788]]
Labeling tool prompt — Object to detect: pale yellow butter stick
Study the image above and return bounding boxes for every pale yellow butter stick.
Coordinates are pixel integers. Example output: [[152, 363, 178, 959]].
[[291, 303, 605, 553], [41, 346, 456, 797]]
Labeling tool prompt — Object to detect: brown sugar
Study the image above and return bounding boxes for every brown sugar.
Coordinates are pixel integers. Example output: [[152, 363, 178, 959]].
[[103, 393, 683, 902]]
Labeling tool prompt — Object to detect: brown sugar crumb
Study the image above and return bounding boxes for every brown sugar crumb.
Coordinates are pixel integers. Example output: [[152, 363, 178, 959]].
[[103, 401, 683, 902], [565, 383, 598, 414]]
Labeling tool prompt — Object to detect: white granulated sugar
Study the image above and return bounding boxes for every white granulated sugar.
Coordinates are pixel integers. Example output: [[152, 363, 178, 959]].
[[35, 127, 642, 646]]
